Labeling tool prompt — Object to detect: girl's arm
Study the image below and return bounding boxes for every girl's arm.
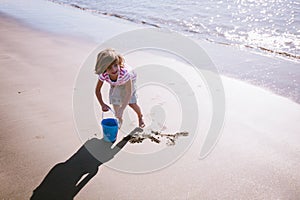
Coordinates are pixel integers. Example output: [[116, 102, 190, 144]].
[[95, 80, 110, 111], [116, 79, 132, 119]]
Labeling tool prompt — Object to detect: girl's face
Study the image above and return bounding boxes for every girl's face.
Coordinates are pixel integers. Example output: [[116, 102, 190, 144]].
[[106, 62, 120, 77]]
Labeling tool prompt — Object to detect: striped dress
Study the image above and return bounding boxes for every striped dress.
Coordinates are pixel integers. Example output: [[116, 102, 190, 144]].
[[98, 67, 136, 86], [98, 65, 138, 105]]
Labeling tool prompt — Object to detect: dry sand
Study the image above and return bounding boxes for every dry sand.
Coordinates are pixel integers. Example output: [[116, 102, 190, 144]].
[[1, 13, 300, 200]]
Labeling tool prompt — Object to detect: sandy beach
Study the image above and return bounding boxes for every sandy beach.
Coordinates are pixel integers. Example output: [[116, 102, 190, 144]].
[[1, 4, 300, 200]]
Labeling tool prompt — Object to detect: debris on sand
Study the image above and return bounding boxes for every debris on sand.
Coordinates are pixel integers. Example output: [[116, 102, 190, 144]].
[[128, 130, 189, 146], [128, 136, 145, 144]]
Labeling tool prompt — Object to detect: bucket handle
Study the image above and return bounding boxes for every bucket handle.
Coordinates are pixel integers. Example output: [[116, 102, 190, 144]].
[[102, 108, 121, 128], [101, 107, 115, 119]]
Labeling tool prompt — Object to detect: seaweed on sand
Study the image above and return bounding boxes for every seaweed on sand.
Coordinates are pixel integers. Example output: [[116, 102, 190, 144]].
[[128, 130, 189, 146]]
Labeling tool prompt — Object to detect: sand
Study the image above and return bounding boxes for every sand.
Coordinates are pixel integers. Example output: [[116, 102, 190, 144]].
[[0, 12, 300, 200], [0, 13, 92, 199]]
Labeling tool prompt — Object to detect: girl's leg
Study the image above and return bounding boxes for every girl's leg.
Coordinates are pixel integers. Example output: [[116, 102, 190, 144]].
[[113, 104, 122, 128], [129, 103, 145, 128], [112, 104, 120, 113]]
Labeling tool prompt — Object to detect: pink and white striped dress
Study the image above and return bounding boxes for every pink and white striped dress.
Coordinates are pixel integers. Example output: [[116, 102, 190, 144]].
[[98, 67, 136, 86]]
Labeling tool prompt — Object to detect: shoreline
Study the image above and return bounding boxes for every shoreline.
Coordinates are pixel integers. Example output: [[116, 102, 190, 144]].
[[0, 0, 299, 105], [0, 4, 300, 200], [49, 0, 300, 61]]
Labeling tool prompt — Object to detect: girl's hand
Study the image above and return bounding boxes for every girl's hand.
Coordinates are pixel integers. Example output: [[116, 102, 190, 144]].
[[101, 104, 110, 112]]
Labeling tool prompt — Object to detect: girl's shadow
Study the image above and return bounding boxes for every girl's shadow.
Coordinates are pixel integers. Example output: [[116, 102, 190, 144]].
[[31, 127, 142, 200]]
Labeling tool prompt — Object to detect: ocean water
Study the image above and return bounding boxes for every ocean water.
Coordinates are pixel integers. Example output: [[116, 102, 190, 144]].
[[0, 0, 299, 104], [50, 0, 300, 61]]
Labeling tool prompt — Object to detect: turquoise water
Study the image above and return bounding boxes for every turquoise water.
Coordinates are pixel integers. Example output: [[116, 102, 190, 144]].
[[51, 0, 300, 60]]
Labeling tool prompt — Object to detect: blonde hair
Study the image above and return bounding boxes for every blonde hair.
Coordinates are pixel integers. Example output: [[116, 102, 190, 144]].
[[116, 54, 125, 67], [95, 48, 125, 74]]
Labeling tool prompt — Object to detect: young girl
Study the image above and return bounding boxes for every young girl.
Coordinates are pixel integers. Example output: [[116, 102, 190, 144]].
[[95, 48, 145, 128]]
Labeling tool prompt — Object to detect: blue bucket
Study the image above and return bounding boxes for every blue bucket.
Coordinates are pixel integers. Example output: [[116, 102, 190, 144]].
[[101, 118, 118, 142]]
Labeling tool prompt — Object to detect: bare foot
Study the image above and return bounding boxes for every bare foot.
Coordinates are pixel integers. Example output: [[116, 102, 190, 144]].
[[138, 117, 145, 128]]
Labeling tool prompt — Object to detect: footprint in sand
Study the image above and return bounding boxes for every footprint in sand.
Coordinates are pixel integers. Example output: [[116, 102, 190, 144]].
[[148, 105, 166, 131]]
